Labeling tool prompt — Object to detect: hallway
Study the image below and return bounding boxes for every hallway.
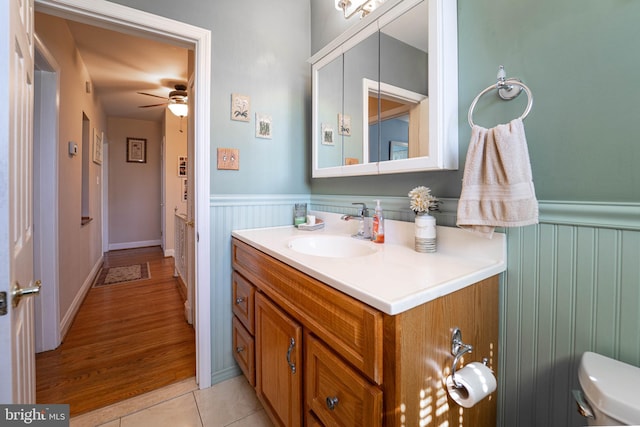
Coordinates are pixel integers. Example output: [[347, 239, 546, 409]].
[[36, 247, 196, 416]]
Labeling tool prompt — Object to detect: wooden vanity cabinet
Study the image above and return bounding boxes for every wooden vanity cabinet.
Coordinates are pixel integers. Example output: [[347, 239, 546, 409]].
[[231, 237, 499, 427]]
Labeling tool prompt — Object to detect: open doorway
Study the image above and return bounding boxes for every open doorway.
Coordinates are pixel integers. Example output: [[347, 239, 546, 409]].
[[33, 0, 211, 395]]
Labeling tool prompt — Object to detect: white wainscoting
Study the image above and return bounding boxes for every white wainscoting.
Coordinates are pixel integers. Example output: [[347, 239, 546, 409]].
[[209, 194, 310, 384]]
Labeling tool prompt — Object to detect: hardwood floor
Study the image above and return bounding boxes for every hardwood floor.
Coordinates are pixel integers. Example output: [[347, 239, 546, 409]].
[[36, 246, 196, 416]]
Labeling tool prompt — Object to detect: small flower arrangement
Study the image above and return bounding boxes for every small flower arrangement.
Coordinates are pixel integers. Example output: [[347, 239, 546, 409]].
[[408, 186, 439, 214]]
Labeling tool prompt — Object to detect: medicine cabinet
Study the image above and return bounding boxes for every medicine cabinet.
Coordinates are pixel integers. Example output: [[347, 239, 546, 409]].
[[310, 0, 458, 178]]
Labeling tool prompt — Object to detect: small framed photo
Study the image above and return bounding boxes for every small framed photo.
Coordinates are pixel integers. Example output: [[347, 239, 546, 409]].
[[182, 179, 188, 201], [231, 93, 250, 122], [126, 137, 147, 163], [255, 113, 272, 139], [178, 156, 187, 177], [93, 129, 103, 165], [321, 123, 335, 145], [338, 113, 351, 136]]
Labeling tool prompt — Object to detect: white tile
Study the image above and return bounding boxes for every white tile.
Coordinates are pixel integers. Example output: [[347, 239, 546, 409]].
[[226, 409, 274, 427], [120, 393, 202, 427], [70, 378, 198, 427], [194, 376, 262, 426]]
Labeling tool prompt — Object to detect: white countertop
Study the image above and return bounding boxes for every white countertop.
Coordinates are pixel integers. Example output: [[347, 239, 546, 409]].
[[232, 212, 506, 315]]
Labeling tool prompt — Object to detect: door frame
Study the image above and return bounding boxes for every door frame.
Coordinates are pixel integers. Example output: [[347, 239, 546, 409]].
[[33, 33, 61, 353], [34, 0, 212, 388]]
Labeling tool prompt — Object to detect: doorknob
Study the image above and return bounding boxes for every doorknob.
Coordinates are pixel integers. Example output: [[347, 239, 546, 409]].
[[12, 280, 41, 307], [186, 220, 195, 228]]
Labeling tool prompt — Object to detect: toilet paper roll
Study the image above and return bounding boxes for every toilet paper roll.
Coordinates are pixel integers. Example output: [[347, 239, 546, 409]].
[[445, 362, 497, 408]]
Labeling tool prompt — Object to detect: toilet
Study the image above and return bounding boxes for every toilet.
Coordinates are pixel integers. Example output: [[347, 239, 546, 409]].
[[574, 351, 640, 426]]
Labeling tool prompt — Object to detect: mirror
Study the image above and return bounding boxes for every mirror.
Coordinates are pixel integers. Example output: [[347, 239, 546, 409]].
[[311, 0, 458, 178]]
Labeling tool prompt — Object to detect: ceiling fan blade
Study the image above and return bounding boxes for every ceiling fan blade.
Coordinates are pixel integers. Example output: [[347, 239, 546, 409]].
[[138, 103, 167, 108], [137, 91, 169, 100]]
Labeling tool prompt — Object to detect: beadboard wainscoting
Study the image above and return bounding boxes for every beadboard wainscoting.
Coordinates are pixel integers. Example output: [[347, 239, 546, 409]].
[[210, 194, 310, 384], [211, 195, 639, 427], [501, 203, 640, 427]]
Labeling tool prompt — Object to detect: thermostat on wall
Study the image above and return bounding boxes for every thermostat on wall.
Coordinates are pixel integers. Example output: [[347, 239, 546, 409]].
[[68, 141, 78, 156]]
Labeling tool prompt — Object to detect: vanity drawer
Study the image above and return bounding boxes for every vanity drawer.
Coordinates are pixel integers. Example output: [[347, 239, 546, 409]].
[[232, 316, 255, 386], [232, 271, 255, 334], [305, 333, 382, 427], [232, 239, 383, 384]]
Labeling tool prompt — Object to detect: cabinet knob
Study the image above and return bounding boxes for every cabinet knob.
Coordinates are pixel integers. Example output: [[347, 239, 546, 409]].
[[236, 346, 245, 353], [326, 396, 339, 410], [235, 296, 245, 304]]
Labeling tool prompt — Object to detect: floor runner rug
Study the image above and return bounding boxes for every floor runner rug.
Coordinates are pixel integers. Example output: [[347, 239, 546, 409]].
[[93, 263, 151, 287]]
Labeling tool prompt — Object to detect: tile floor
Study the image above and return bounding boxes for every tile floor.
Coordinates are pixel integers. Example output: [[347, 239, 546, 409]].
[[69, 376, 274, 427]]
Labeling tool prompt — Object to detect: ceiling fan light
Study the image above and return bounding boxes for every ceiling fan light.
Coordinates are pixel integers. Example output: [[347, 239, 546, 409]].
[[168, 99, 188, 117]]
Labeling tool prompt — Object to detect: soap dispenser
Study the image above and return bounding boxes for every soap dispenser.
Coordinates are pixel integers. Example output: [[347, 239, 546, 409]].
[[372, 200, 385, 243]]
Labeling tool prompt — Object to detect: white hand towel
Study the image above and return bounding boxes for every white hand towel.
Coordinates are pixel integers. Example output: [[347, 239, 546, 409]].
[[456, 118, 538, 238]]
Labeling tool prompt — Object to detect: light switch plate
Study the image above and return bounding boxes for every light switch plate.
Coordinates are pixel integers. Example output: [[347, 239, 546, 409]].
[[217, 148, 239, 170]]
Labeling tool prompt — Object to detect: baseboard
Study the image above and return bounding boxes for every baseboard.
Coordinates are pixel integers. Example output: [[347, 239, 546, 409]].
[[164, 248, 175, 257], [108, 239, 162, 251], [211, 366, 242, 386], [59, 255, 103, 341]]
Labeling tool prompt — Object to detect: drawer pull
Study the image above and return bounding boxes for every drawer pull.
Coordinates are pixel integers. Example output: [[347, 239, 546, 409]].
[[235, 296, 245, 304], [286, 337, 296, 374], [236, 346, 245, 353], [326, 396, 339, 410]]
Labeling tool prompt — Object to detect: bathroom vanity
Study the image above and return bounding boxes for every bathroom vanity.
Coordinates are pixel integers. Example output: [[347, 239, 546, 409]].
[[231, 214, 506, 427]]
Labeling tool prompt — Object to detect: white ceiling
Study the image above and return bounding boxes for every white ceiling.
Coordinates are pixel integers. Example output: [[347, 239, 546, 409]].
[[381, 0, 428, 52], [63, 19, 189, 122]]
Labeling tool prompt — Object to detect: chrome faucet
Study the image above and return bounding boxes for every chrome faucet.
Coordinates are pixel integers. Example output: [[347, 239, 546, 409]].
[[341, 202, 371, 239]]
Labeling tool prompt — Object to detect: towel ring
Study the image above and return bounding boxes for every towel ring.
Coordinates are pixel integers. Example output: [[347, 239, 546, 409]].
[[468, 79, 533, 128]]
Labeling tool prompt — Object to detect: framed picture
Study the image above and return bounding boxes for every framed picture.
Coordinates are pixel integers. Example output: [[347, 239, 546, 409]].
[[182, 178, 188, 201], [321, 123, 334, 145], [93, 129, 103, 165], [338, 113, 351, 136], [255, 113, 272, 139], [126, 137, 147, 163], [231, 93, 250, 122], [178, 156, 187, 177]]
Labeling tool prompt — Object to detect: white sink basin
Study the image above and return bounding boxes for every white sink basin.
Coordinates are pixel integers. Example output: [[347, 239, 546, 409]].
[[287, 235, 377, 258]]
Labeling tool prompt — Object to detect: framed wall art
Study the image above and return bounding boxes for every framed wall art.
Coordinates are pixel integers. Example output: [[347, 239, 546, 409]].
[[93, 129, 103, 165], [321, 123, 335, 145], [231, 93, 250, 122], [126, 137, 147, 163], [178, 156, 187, 176], [255, 113, 272, 139], [338, 113, 351, 136]]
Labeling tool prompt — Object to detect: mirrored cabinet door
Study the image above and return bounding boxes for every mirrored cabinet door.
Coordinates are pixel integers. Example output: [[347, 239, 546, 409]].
[[316, 54, 344, 169], [311, 0, 458, 178]]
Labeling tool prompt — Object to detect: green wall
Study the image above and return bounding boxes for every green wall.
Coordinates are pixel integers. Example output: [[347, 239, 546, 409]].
[[311, 0, 640, 203], [110, 0, 312, 195]]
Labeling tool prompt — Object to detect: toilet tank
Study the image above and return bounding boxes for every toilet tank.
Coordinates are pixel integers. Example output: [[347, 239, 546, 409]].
[[578, 351, 640, 426]]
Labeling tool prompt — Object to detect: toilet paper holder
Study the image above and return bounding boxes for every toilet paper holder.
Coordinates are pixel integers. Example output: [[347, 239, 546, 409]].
[[450, 327, 488, 389]]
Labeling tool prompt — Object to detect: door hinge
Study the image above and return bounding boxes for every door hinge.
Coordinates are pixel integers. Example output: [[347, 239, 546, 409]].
[[0, 291, 7, 316]]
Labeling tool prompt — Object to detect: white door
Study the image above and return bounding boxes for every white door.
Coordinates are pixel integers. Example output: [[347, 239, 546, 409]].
[[0, 0, 38, 404]]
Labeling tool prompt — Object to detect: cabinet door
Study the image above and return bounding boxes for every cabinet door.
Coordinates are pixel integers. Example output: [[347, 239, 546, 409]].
[[255, 293, 302, 427]]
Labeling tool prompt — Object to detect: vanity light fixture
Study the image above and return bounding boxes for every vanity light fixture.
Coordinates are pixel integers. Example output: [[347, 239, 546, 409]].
[[168, 98, 188, 117], [335, 0, 387, 19]]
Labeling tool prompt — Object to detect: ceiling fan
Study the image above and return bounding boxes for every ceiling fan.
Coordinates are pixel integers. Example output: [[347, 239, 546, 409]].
[[138, 84, 188, 117]]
